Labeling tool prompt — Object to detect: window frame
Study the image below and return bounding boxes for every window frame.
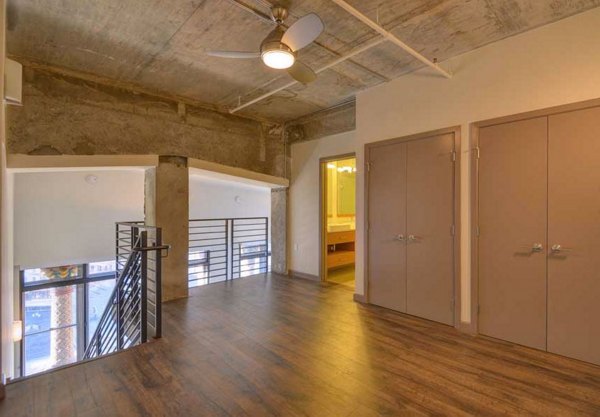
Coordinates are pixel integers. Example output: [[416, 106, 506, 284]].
[[19, 262, 117, 377]]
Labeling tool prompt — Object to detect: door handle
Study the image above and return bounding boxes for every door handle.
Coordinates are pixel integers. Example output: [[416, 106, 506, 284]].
[[550, 244, 572, 254], [393, 234, 405, 242], [408, 235, 418, 243], [531, 243, 543, 253]]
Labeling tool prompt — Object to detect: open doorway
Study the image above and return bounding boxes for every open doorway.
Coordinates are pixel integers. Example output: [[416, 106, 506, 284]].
[[320, 154, 356, 288]]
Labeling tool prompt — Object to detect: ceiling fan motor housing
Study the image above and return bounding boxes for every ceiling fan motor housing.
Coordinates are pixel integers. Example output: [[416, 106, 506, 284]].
[[260, 26, 296, 58]]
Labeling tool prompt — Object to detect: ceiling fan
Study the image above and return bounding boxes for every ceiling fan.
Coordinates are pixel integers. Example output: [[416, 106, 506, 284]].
[[206, 5, 324, 84]]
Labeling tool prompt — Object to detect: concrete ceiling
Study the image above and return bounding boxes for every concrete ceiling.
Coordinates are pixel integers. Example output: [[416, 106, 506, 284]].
[[7, 0, 600, 122]]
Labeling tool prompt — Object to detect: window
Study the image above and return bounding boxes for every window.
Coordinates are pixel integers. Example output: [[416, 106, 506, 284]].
[[239, 243, 269, 278], [20, 262, 116, 377], [188, 251, 209, 288], [23, 265, 83, 286], [23, 285, 78, 376], [88, 260, 116, 278], [87, 279, 115, 342]]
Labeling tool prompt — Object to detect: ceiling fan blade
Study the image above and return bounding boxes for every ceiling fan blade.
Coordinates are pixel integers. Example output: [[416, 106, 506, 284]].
[[206, 51, 260, 59], [281, 13, 324, 52], [288, 61, 317, 84]]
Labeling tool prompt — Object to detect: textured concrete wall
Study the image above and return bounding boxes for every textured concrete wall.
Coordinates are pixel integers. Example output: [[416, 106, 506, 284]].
[[286, 100, 355, 144], [7, 68, 286, 178], [270, 188, 287, 275], [145, 156, 189, 301]]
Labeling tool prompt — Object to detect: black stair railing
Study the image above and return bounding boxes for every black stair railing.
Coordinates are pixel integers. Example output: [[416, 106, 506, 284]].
[[84, 222, 168, 360]]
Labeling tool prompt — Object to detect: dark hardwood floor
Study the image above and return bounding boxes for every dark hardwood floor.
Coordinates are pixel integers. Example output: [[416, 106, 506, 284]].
[[3, 273, 600, 416]]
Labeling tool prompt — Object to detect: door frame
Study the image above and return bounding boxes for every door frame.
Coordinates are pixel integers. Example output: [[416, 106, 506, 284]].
[[319, 152, 356, 282], [470, 97, 600, 334], [364, 126, 462, 328]]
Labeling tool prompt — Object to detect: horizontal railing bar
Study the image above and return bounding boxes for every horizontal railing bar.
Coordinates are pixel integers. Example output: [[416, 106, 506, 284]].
[[234, 261, 269, 266], [234, 269, 267, 275], [188, 249, 226, 254], [236, 266, 268, 272], [188, 225, 227, 229], [233, 233, 266, 239], [232, 226, 267, 231], [191, 243, 227, 252], [188, 232, 225, 237], [190, 217, 266, 221], [188, 237, 227, 242]]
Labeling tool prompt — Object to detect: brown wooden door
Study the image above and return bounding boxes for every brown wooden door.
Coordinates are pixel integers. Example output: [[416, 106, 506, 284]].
[[478, 117, 548, 350], [406, 133, 455, 325], [367, 142, 407, 311], [548, 106, 600, 365]]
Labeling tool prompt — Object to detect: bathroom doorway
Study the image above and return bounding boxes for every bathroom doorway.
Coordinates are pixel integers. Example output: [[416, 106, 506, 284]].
[[320, 154, 356, 289]]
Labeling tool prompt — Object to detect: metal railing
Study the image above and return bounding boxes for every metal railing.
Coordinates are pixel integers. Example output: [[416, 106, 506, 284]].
[[188, 217, 270, 287], [84, 223, 168, 359]]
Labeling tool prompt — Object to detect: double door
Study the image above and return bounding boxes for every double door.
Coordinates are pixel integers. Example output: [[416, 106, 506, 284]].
[[367, 132, 456, 326], [478, 106, 600, 365]]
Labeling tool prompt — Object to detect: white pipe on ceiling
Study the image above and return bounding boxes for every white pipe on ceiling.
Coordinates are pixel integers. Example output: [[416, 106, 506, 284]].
[[330, 0, 451, 79], [229, 0, 452, 114], [229, 37, 386, 114]]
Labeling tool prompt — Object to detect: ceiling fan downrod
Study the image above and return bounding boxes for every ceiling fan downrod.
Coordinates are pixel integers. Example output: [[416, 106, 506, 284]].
[[270, 5, 289, 24]]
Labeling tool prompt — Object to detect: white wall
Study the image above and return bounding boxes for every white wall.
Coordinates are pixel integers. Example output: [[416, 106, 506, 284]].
[[354, 8, 600, 324], [12, 170, 271, 271], [14, 170, 145, 269], [0, 0, 11, 385], [189, 175, 271, 220], [289, 131, 356, 277]]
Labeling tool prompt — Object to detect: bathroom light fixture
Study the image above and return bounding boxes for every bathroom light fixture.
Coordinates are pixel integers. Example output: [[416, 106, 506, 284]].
[[13, 320, 22, 342], [327, 163, 336, 169]]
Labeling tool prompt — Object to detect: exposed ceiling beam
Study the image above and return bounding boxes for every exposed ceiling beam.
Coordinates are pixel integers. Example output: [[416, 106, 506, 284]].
[[229, 37, 386, 114], [330, 0, 452, 79], [226, 0, 273, 23]]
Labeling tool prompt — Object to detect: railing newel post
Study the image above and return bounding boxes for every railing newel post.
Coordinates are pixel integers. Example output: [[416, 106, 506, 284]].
[[140, 231, 148, 344]]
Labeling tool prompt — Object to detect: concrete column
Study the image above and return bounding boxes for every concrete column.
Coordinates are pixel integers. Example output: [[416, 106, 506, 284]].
[[145, 156, 189, 301], [271, 188, 288, 275]]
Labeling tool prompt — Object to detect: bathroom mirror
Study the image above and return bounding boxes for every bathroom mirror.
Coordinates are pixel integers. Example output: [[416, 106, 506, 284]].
[[336, 159, 356, 216]]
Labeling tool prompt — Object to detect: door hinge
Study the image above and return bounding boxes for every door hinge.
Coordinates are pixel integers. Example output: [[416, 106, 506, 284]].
[[450, 224, 456, 236], [473, 146, 480, 159], [476, 225, 480, 237], [451, 151, 456, 162]]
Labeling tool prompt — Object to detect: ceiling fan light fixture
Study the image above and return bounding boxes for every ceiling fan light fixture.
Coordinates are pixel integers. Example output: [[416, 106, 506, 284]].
[[261, 41, 295, 69]]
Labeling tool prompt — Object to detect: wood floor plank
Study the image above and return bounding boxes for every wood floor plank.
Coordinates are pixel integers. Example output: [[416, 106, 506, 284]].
[[2, 273, 600, 416]]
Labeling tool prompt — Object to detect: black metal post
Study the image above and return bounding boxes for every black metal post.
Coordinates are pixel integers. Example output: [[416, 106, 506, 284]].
[[155, 228, 162, 338], [140, 231, 148, 343]]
